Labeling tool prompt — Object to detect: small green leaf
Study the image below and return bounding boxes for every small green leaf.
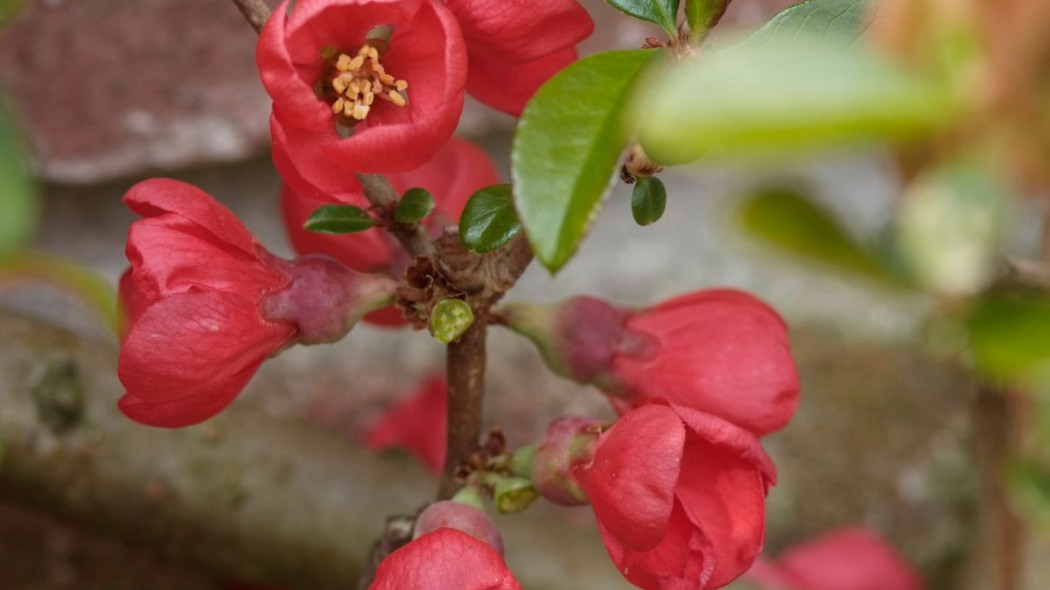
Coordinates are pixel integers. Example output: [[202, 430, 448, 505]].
[[514, 49, 656, 272], [395, 187, 435, 224], [745, 0, 870, 48], [631, 177, 667, 226], [430, 299, 474, 345], [638, 38, 958, 164], [685, 0, 728, 40], [604, 0, 680, 35], [739, 187, 894, 282], [459, 184, 521, 253], [898, 157, 1007, 296], [967, 292, 1050, 381], [0, 101, 38, 256], [304, 204, 374, 234]]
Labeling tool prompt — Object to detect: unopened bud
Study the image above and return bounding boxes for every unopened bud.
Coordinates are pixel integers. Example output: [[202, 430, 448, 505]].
[[414, 498, 504, 555], [532, 415, 601, 506]]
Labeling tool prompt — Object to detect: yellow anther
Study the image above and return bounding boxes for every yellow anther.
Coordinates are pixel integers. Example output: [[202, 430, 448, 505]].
[[332, 97, 345, 114], [332, 77, 347, 94], [322, 45, 408, 125], [367, 46, 379, 60], [352, 103, 371, 120], [379, 73, 394, 85], [363, 91, 375, 106], [395, 80, 408, 91], [389, 91, 406, 107], [343, 100, 355, 117], [357, 45, 371, 57], [348, 55, 365, 71], [336, 54, 353, 72]]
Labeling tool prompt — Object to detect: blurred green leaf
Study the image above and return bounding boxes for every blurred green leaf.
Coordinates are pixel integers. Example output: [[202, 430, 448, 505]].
[[0, 101, 38, 255], [0, 252, 119, 335], [744, 0, 870, 48], [638, 38, 958, 164], [395, 187, 434, 224], [897, 156, 1007, 296], [459, 184, 521, 253], [304, 204, 374, 234], [685, 0, 728, 40], [631, 177, 667, 226], [739, 187, 895, 282], [967, 292, 1050, 381], [604, 0, 680, 34], [1009, 461, 1050, 529], [514, 49, 655, 273], [0, 0, 25, 26]]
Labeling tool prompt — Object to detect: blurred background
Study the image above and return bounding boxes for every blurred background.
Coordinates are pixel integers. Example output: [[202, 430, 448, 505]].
[[0, 0, 1043, 589]]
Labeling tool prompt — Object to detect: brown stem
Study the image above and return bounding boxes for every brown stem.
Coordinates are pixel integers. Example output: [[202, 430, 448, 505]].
[[230, 0, 271, 33], [438, 317, 488, 499], [357, 173, 437, 261]]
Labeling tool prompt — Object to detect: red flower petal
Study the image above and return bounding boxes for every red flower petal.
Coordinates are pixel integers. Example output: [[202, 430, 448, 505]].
[[446, 0, 593, 62], [465, 47, 578, 116], [118, 268, 155, 330], [673, 407, 775, 588], [363, 373, 447, 473], [271, 115, 369, 204], [746, 527, 923, 590], [576, 404, 685, 552], [369, 528, 520, 590], [118, 291, 294, 404], [613, 289, 799, 437], [118, 364, 253, 428], [599, 500, 715, 590], [123, 179, 258, 256]]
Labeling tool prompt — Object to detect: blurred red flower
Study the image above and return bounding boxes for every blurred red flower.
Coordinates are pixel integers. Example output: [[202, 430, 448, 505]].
[[363, 373, 447, 472]]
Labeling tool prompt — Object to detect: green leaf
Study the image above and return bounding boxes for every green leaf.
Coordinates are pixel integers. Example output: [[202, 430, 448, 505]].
[[631, 177, 667, 226], [1009, 461, 1050, 529], [739, 187, 894, 282], [0, 0, 25, 26], [430, 299, 474, 345], [685, 0, 728, 40], [745, 0, 870, 47], [604, 0, 680, 34], [459, 184, 521, 253], [967, 292, 1050, 380], [514, 49, 655, 273], [304, 204, 374, 234], [638, 38, 958, 164], [395, 187, 435, 224], [897, 156, 1007, 296], [0, 102, 38, 256]]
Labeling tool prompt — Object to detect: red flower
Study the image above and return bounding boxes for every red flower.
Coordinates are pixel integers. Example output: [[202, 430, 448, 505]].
[[532, 404, 777, 590], [368, 528, 520, 590], [746, 527, 923, 590], [363, 373, 447, 472], [118, 179, 396, 428], [281, 138, 500, 326], [259, 0, 591, 199], [501, 289, 800, 437]]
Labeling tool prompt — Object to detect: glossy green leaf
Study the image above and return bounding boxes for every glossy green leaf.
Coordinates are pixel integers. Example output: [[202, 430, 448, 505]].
[[967, 292, 1050, 380], [739, 187, 892, 281], [605, 0, 680, 34], [898, 157, 1007, 296], [685, 0, 728, 40], [638, 38, 957, 164], [395, 187, 435, 224], [514, 49, 655, 272], [430, 299, 474, 344], [745, 0, 870, 47], [304, 204, 374, 234], [631, 177, 667, 226], [0, 102, 38, 256], [459, 184, 521, 253]]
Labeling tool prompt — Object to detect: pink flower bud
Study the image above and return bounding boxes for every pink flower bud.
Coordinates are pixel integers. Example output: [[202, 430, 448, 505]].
[[502, 289, 800, 437], [531, 415, 601, 506], [413, 500, 504, 556]]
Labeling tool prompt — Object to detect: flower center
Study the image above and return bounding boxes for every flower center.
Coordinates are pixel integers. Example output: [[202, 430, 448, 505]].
[[318, 44, 409, 124]]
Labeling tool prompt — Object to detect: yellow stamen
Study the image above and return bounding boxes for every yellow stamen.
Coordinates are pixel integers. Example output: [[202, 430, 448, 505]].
[[319, 45, 410, 125]]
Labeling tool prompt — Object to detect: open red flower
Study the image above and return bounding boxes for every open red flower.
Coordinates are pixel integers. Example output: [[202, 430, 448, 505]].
[[363, 373, 447, 472], [369, 528, 520, 590], [746, 527, 923, 590], [259, 0, 591, 200], [281, 138, 499, 325], [119, 179, 396, 428], [533, 404, 777, 590], [502, 289, 800, 437]]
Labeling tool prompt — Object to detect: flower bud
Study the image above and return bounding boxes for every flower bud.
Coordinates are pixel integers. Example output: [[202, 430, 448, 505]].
[[414, 497, 504, 556], [531, 415, 600, 506], [261, 254, 397, 345]]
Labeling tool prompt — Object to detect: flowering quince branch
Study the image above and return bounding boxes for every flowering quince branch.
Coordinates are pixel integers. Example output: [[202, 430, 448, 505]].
[[230, 0, 271, 34]]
